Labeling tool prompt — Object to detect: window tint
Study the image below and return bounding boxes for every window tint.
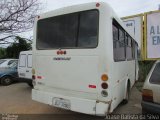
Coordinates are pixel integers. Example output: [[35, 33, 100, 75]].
[[37, 10, 99, 49], [113, 25, 118, 49], [37, 13, 78, 49], [118, 29, 125, 60], [8, 60, 17, 65], [9, 61, 18, 68], [113, 19, 136, 62], [19, 54, 26, 67], [78, 11, 98, 47], [150, 63, 160, 84], [126, 36, 133, 60], [27, 54, 32, 68], [113, 24, 125, 61], [119, 29, 125, 47], [132, 40, 135, 59], [113, 25, 118, 61]]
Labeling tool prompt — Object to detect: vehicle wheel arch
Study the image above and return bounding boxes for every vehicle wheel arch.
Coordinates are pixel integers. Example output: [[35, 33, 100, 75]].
[[122, 78, 131, 104], [1, 74, 13, 79]]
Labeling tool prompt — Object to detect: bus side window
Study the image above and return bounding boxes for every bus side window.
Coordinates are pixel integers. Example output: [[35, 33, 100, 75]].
[[113, 24, 119, 61], [126, 35, 133, 60], [119, 28, 125, 60], [132, 40, 135, 59], [112, 23, 125, 62]]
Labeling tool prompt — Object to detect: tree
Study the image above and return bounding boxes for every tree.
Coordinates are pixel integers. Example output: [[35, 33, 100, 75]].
[[3, 36, 32, 58], [0, 47, 6, 59], [0, 0, 40, 42]]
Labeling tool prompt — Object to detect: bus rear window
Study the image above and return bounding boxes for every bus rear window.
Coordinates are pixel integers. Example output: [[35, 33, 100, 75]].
[[150, 62, 160, 84], [37, 10, 99, 49]]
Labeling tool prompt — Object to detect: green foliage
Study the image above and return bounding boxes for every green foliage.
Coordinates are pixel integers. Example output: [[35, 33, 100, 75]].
[[0, 48, 7, 59], [138, 61, 155, 82], [0, 36, 32, 59]]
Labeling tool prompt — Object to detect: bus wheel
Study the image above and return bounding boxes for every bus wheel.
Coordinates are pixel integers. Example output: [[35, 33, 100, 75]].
[[142, 108, 147, 114], [27, 83, 33, 88], [122, 82, 130, 104]]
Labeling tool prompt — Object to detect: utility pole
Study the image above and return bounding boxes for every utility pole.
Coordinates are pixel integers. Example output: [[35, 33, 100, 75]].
[[159, 4, 160, 10]]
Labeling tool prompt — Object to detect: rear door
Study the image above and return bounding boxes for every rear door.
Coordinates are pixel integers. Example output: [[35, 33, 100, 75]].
[[25, 54, 32, 79], [18, 54, 27, 78]]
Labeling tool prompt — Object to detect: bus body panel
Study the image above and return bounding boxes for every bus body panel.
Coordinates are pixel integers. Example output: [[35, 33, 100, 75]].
[[32, 88, 109, 115], [32, 1, 138, 116], [34, 55, 99, 95], [108, 61, 136, 111]]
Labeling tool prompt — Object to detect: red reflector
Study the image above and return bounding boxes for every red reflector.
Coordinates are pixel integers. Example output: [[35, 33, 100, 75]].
[[37, 76, 42, 79], [57, 50, 67, 55], [96, 3, 100, 7], [60, 51, 63, 55], [57, 51, 60, 55], [32, 75, 36, 80], [89, 85, 96, 88]]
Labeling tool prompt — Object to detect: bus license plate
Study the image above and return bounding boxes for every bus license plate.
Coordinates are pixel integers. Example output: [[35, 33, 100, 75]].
[[53, 98, 70, 110]]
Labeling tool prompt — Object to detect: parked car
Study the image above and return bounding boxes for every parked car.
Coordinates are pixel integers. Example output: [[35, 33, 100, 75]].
[[0, 59, 6, 65], [0, 61, 18, 86], [141, 60, 160, 114], [18, 51, 32, 87], [0, 59, 18, 68]]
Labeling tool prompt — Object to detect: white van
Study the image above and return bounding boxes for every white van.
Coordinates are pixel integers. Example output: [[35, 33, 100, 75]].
[[18, 51, 32, 86]]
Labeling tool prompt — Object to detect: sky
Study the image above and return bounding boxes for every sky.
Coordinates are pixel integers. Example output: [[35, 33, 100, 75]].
[[41, 0, 160, 17], [1, 0, 160, 47]]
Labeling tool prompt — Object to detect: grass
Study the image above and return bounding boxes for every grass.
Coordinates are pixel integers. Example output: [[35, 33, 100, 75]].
[[138, 61, 155, 82], [135, 82, 144, 92], [135, 60, 155, 92]]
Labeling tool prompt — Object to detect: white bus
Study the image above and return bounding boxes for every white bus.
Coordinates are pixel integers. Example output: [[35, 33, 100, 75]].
[[32, 1, 139, 116]]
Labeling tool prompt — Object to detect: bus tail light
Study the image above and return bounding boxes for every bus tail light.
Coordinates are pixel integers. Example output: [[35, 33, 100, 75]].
[[101, 74, 108, 81], [101, 90, 108, 97], [32, 75, 36, 80], [101, 83, 108, 89], [142, 89, 153, 102], [37, 76, 42, 79], [89, 85, 96, 89]]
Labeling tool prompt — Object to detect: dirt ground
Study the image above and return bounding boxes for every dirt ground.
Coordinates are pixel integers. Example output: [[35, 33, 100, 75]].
[[0, 83, 142, 120]]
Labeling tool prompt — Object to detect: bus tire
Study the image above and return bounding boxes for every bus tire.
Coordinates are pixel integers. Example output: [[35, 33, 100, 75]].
[[27, 83, 33, 88], [142, 108, 147, 114], [122, 82, 130, 104]]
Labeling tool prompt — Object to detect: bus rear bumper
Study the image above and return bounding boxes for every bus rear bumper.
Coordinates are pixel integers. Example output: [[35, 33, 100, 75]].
[[32, 89, 109, 116]]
